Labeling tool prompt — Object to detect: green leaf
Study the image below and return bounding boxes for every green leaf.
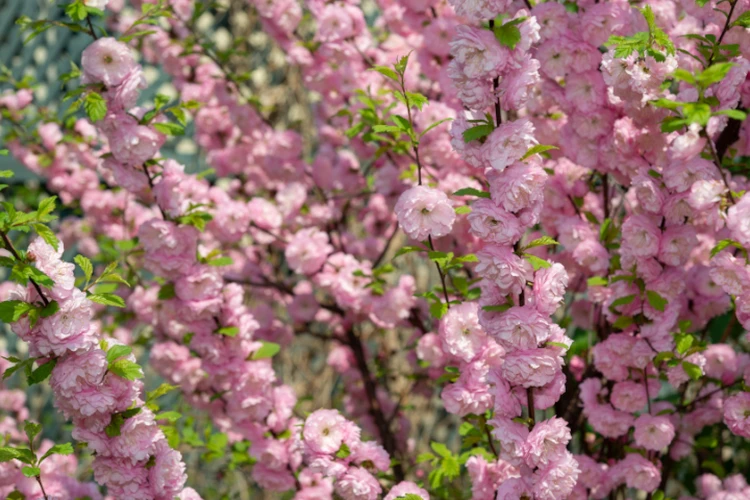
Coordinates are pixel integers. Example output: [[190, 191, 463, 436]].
[[523, 253, 551, 270], [547, 341, 570, 349], [155, 411, 182, 423], [611, 294, 636, 308], [454, 254, 478, 263], [32, 224, 58, 251], [645, 290, 668, 312], [158, 283, 176, 300], [370, 65, 400, 82], [675, 333, 694, 355], [24, 420, 42, 445], [153, 122, 185, 136], [714, 109, 747, 120], [523, 236, 559, 250], [37, 196, 57, 220], [521, 144, 559, 161], [84, 92, 107, 122], [683, 102, 711, 126], [119, 29, 157, 43], [74, 255, 93, 283], [394, 245, 424, 258], [494, 22, 521, 49], [146, 383, 178, 402], [105, 413, 124, 438], [0, 447, 22, 462], [587, 276, 608, 287], [453, 187, 490, 198], [652, 490, 665, 500], [21, 466, 40, 478], [732, 11, 750, 28], [702, 459, 726, 478], [430, 301, 448, 319], [39, 443, 74, 463], [430, 441, 451, 458], [88, 293, 126, 308], [335, 442, 351, 459], [39, 301, 59, 318], [372, 124, 402, 134], [682, 361, 702, 380], [482, 304, 512, 313], [420, 118, 453, 138], [0, 301, 34, 323], [106, 345, 133, 363], [396, 494, 425, 500], [650, 98, 683, 110], [462, 124, 494, 143], [613, 315, 635, 330], [654, 351, 674, 365], [216, 326, 239, 337], [696, 62, 734, 87], [251, 341, 281, 360], [710, 239, 743, 258], [108, 359, 144, 380], [416, 452, 436, 463], [28, 358, 56, 385], [455, 206, 471, 215]]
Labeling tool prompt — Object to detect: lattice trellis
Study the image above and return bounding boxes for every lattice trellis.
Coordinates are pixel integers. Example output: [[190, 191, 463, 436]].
[[0, 1, 200, 175]]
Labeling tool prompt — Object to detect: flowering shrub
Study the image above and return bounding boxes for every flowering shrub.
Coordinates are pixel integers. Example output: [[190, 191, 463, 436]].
[[1, 0, 750, 498]]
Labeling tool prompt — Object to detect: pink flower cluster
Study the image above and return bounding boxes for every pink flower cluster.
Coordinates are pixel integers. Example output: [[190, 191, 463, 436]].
[[8, 238, 192, 499], [0, 353, 103, 500], [3, 0, 750, 497]]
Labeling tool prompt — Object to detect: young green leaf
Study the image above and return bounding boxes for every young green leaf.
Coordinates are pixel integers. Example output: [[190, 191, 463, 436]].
[[462, 124, 494, 143], [108, 359, 144, 380], [645, 290, 668, 312], [84, 92, 107, 122], [521, 144, 559, 161], [88, 293, 126, 308], [106, 344, 133, 363], [453, 187, 491, 198], [523, 253, 551, 270], [251, 341, 281, 360]]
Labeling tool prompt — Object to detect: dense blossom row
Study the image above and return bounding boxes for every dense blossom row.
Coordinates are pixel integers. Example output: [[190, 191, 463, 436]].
[[0, 0, 749, 498]]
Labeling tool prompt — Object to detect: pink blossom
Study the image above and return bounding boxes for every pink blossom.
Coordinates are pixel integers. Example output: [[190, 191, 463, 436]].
[[334, 467, 382, 500], [483, 306, 552, 350], [384, 481, 429, 500], [303, 409, 349, 455], [633, 415, 675, 451], [138, 219, 198, 279], [286, 228, 333, 275], [621, 215, 661, 259], [482, 120, 538, 173], [394, 186, 456, 241], [532, 263, 569, 316], [610, 381, 647, 413], [488, 160, 547, 213], [450, 25, 507, 79], [501, 348, 561, 388], [467, 199, 523, 245], [439, 302, 487, 363], [476, 245, 533, 295], [612, 454, 661, 493], [724, 392, 750, 438], [727, 193, 750, 247], [81, 37, 135, 87], [524, 416, 572, 468], [489, 417, 529, 465], [447, 0, 513, 23], [532, 451, 580, 500]]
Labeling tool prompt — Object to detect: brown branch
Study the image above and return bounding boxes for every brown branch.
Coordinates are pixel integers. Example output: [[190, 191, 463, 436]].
[[1, 231, 50, 307], [346, 327, 405, 482]]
